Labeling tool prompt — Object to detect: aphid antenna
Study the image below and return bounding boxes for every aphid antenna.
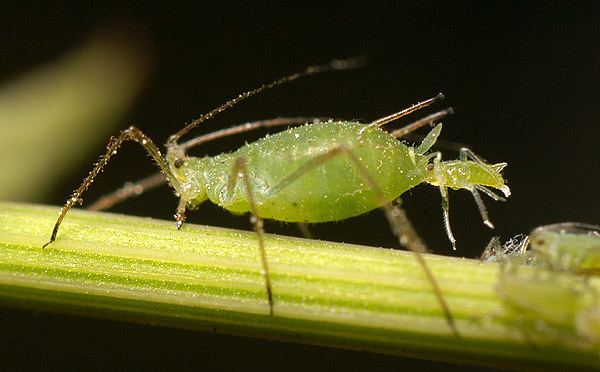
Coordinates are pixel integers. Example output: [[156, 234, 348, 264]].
[[365, 93, 445, 131], [180, 117, 327, 151], [167, 57, 367, 147]]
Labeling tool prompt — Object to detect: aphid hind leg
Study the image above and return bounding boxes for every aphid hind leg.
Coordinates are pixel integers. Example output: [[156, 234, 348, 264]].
[[458, 148, 504, 229], [87, 173, 167, 211], [43, 126, 181, 248], [267, 145, 459, 336], [168, 57, 366, 145], [87, 118, 325, 212], [296, 223, 313, 239], [228, 156, 274, 315], [388, 199, 429, 253]]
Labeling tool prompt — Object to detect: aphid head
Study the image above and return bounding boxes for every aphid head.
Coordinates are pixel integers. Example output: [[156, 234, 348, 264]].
[[168, 155, 209, 209], [529, 222, 600, 273]]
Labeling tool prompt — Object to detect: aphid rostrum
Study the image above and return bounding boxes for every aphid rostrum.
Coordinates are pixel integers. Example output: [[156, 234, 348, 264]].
[[43, 58, 510, 334]]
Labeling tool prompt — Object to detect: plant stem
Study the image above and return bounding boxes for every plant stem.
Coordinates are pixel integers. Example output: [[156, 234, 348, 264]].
[[0, 201, 598, 369]]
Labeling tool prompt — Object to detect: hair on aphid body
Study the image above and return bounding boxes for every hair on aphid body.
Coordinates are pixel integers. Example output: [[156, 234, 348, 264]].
[[44, 57, 510, 336]]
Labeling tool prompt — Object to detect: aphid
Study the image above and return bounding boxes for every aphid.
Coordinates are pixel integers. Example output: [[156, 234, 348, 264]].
[[483, 223, 600, 274], [576, 305, 600, 344], [43, 58, 510, 335], [530, 222, 600, 275], [497, 265, 598, 345], [485, 225, 600, 345]]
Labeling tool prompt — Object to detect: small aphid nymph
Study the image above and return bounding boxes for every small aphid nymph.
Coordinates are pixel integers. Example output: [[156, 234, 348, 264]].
[[530, 222, 600, 274], [497, 265, 600, 345], [44, 58, 510, 335]]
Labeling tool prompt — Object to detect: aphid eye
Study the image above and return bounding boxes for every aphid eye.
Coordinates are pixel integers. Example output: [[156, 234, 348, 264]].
[[535, 238, 545, 245], [174, 159, 185, 168]]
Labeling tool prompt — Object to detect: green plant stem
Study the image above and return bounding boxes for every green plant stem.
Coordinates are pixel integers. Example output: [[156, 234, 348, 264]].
[[0, 201, 598, 369]]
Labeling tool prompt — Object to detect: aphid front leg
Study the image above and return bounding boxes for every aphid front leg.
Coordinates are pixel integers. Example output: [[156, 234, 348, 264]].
[[267, 145, 458, 336], [43, 126, 181, 248], [175, 197, 189, 229], [431, 151, 457, 251], [227, 156, 274, 315]]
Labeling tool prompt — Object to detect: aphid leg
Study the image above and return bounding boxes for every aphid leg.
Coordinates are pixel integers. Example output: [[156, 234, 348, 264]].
[[168, 57, 366, 146], [458, 147, 508, 228], [267, 146, 459, 336], [296, 223, 314, 239], [432, 151, 457, 250], [87, 173, 167, 211], [481, 236, 502, 261], [43, 126, 181, 248], [469, 187, 494, 229], [175, 197, 189, 229], [459, 148, 510, 199], [87, 118, 326, 212], [387, 198, 428, 253], [459, 147, 487, 164], [474, 185, 506, 202], [228, 157, 274, 315]]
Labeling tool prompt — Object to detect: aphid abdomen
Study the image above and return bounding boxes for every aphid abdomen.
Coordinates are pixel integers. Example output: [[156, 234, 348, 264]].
[[206, 121, 427, 222]]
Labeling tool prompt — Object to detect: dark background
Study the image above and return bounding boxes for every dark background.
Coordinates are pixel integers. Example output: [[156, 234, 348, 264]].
[[2, 2, 599, 370]]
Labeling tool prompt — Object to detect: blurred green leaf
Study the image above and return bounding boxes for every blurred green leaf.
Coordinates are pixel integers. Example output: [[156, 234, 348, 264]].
[[0, 27, 152, 200]]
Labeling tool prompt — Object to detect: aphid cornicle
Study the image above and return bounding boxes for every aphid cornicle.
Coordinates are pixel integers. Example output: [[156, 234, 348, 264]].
[[44, 58, 510, 335]]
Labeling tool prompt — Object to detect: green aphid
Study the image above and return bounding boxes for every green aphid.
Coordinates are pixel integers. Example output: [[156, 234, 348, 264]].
[[577, 306, 600, 344], [42, 58, 510, 335], [530, 223, 600, 275], [498, 266, 600, 346], [499, 268, 589, 326]]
